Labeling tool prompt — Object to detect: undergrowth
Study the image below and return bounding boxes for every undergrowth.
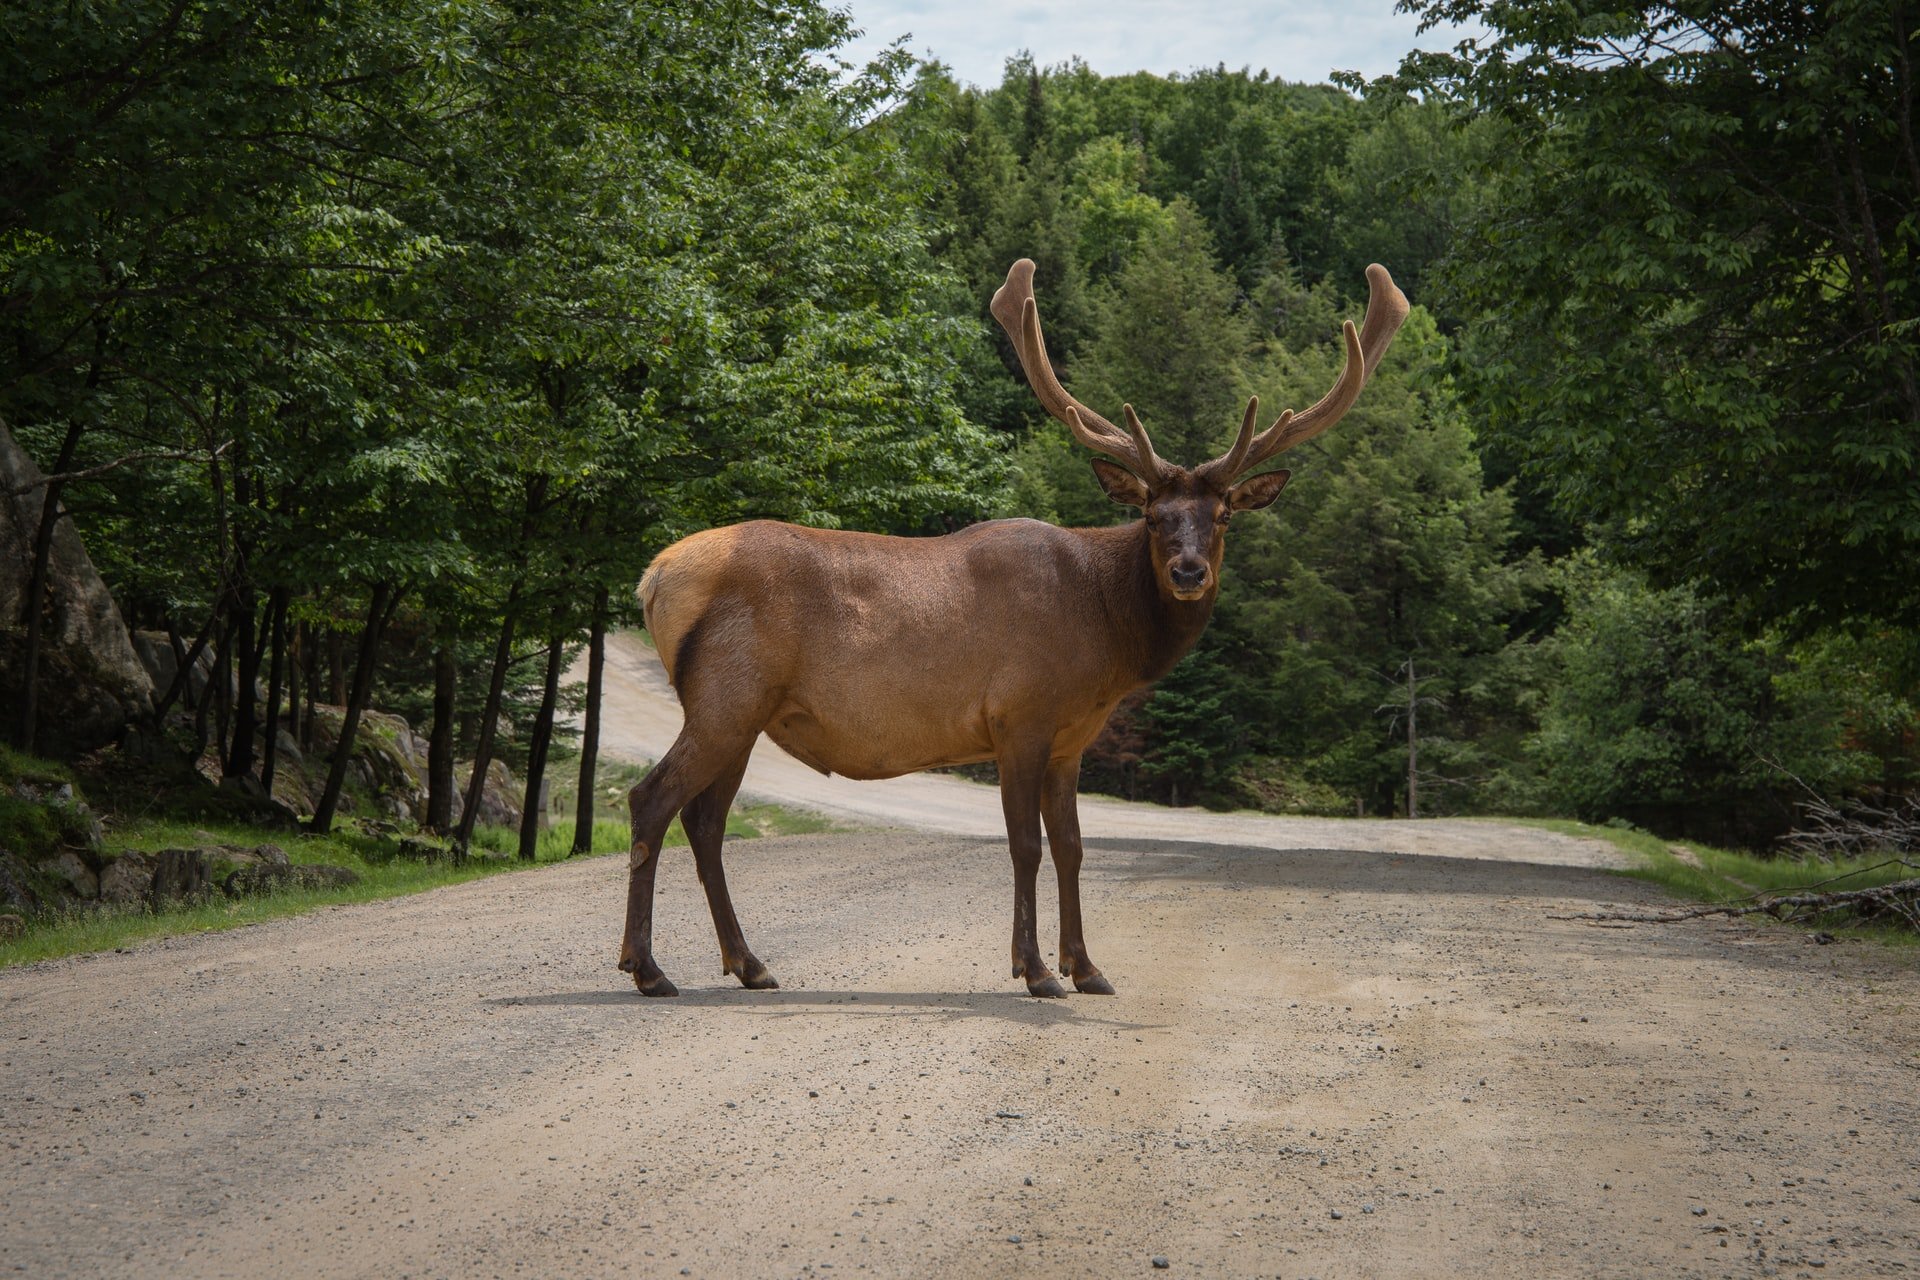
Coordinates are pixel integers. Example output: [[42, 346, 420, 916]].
[[1, 806, 835, 970]]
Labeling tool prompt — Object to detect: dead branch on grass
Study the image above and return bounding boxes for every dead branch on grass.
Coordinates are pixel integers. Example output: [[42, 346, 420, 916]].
[[1553, 874, 1920, 931]]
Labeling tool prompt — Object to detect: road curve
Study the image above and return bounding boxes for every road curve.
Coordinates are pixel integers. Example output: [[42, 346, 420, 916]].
[[575, 631, 1623, 869]]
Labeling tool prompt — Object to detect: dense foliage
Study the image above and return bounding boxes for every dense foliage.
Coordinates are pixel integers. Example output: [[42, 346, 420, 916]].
[[5, 2, 1914, 849]]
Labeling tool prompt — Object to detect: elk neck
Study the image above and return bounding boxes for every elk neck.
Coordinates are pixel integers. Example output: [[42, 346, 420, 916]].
[[1090, 519, 1217, 686]]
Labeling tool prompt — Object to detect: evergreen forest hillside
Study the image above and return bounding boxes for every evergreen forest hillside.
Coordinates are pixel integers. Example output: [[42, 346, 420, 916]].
[[3, 1, 1916, 856]]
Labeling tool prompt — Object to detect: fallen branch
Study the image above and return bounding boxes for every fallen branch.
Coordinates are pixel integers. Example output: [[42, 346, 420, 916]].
[[1552, 876, 1920, 930]]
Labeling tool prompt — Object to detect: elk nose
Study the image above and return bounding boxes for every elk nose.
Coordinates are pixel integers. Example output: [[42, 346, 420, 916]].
[[1169, 562, 1210, 592]]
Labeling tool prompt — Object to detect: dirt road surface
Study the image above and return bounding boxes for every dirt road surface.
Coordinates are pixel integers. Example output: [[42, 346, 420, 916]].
[[2, 635, 1916, 1278]]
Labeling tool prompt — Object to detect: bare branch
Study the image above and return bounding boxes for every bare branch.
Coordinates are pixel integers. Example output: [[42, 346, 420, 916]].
[[7, 441, 233, 496]]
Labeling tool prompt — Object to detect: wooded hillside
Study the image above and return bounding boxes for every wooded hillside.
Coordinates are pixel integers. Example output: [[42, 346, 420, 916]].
[[4, 0, 1914, 852]]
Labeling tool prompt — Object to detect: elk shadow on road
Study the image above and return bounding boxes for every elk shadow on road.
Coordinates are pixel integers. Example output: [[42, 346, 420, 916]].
[[484, 986, 1164, 1031]]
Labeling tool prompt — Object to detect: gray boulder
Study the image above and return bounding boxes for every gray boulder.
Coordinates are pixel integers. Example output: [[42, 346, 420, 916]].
[[98, 853, 155, 906], [223, 862, 361, 896], [0, 418, 154, 755]]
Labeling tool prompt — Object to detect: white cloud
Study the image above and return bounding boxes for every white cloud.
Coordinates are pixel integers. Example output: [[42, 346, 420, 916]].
[[834, 0, 1483, 88]]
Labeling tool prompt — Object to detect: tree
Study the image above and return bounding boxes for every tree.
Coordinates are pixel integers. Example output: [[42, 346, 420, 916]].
[[1383, 1, 1920, 631], [1525, 556, 1870, 845]]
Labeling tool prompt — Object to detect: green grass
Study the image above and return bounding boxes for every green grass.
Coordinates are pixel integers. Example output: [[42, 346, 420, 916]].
[[1, 802, 836, 970], [1495, 815, 1919, 944]]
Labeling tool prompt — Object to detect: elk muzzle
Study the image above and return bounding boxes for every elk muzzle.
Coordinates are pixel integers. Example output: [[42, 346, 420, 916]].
[[1168, 560, 1211, 598]]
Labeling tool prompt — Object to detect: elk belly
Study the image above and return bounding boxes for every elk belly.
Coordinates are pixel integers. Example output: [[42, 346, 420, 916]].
[[762, 695, 997, 780]]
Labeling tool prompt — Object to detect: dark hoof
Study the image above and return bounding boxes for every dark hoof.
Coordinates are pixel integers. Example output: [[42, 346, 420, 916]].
[[1026, 975, 1069, 999], [1073, 973, 1117, 995], [737, 962, 780, 991], [633, 971, 680, 997]]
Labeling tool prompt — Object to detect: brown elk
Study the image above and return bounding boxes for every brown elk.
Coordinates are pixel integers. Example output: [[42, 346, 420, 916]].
[[620, 258, 1408, 997]]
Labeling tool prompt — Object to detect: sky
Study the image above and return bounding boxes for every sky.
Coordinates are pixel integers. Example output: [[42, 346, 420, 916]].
[[833, 0, 1485, 89]]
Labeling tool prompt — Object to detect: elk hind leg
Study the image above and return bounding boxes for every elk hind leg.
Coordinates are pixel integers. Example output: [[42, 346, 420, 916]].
[[682, 749, 777, 990], [620, 645, 773, 995]]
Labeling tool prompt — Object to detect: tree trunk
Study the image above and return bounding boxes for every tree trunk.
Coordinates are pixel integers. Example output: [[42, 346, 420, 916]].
[[13, 415, 86, 751], [1405, 656, 1418, 821], [310, 583, 399, 834], [518, 634, 566, 862], [285, 614, 302, 747], [453, 583, 522, 852], [154, 606, 218, 722], [426, 631, 457, 832], [301, 620, 319, 751], [223, 583, 259, 781], [260, 587, 289, 797], [213, 608, 233, 766], [327, 629, 346, 705], [571, 589, 608, 856]]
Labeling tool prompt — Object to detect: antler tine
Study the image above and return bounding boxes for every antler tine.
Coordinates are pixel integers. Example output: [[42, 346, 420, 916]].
[[1121, 404, 1165, 478], [991, 258, 1163, 483], [1213, 396, 1261, 478], [1203, 263, 1410, 482]]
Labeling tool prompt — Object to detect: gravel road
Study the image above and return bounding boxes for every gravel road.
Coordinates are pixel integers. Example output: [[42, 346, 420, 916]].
[[2, 633, 1916, 1277]]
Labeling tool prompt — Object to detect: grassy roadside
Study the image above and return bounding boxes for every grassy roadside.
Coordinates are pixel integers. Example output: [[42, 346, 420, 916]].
[[0, 801, 835, 970], [1499, 816, 1918, 945]]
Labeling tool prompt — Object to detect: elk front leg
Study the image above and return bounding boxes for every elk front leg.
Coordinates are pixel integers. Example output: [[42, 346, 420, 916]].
[[681, 750, 778, 991], [998, 744, 1067, 998], [1041, 755, 1114, 994]]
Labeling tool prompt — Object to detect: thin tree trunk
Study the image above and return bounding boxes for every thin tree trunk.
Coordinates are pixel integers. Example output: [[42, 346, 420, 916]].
[[154, 605, 218, 721], [13, 414, 87, 751], [518, 634, 566, 862], [453, 582, 522, 852], [310, 583, 399, 834], [301, 620, 319, 751], [223, 582, 259, 780], [327, 629, 346, 705], [1406, 656, 1418, 821], [285, 613, 301, 747], [260, 587, 288, 797], [426, 631, 457, 832], [571, 589, 608, 856]]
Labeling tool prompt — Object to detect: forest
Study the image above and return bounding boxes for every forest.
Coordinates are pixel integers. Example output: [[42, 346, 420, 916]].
[[4, 0, 1916, 854]]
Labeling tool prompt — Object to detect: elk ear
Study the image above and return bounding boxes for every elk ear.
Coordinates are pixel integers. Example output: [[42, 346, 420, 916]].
[[1228, 469, 1291, 512], [1090, 458, 1150, 508]]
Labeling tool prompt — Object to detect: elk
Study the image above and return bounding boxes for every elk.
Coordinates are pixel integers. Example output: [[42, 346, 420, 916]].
[[620, 258, 1408, 997]]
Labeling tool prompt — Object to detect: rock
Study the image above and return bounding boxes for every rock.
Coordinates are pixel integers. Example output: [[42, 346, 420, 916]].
[[222, 862, 361, 896], [149, 843, 303, 904], [454, 757, 522, 829], [0, 852, 42, 914], [47, 849, 97, 899], [1152, 1258, 1170, 1270], [306, 705, 436, 821], [0, 417, 155, 756], [98, 853, 156, 906], [150, 848, 215, 904], [129, 629, 215, 710], [396, 837, 445, 863], [0, 912, 22, 941]]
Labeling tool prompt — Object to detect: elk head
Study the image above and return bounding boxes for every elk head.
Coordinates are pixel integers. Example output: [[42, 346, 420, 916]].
[[991, 258, 1410, 602]]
